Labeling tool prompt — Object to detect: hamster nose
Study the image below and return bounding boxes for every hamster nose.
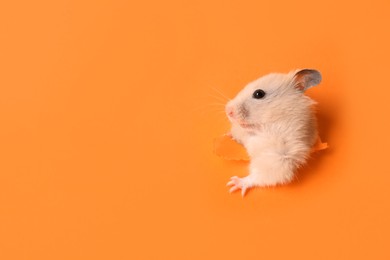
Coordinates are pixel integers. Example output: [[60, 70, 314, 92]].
[[226, 106, 234, 118]]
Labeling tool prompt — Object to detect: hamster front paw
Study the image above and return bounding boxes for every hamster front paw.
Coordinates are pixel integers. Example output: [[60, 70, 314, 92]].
[[227, 176, 253, 197]]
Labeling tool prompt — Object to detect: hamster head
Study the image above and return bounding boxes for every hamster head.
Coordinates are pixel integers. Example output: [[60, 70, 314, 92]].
[[225, 69, 321, 129]]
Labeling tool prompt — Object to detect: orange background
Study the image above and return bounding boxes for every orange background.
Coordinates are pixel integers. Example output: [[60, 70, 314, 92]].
[[1, 0, 390, 259]]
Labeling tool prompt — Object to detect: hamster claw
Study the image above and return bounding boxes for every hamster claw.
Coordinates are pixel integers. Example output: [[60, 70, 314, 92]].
[[241, 186, 248, 197], [228, 185, 239, 193], [227, 176, 249, 197]]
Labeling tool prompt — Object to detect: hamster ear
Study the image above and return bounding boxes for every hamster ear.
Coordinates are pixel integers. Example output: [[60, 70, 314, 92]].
[[293, 69, 322, 91]]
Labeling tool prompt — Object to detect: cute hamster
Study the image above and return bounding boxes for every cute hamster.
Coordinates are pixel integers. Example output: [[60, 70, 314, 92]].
[[225, 69, 322, 196]]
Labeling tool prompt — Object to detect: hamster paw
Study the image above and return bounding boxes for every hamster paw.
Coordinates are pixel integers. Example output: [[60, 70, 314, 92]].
[[227, 176, 251, 197]]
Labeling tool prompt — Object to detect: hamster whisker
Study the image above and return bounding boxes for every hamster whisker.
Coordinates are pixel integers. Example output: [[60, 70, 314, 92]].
[[190, 103, 226, 115], [210, 86, 231, 101], [207, 93, 229, 103]]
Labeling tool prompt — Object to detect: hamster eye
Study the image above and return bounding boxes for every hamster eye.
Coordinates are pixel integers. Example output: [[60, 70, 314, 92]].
[[252, 89, 266, 99]]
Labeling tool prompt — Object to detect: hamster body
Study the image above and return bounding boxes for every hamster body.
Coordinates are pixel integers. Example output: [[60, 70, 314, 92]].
[[226, 69, 321, 196]]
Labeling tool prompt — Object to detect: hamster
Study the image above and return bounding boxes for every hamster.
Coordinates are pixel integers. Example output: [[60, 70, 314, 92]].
[[225, 69, 322, 196]]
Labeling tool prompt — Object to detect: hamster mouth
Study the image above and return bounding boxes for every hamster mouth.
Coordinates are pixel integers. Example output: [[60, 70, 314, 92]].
[[235, 119, 256, 129], [240, 122, 256, 129], [227, 115, 257, 129]]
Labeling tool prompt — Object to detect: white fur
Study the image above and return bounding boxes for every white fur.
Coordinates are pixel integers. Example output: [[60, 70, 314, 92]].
[[225, 69, 321, 196]]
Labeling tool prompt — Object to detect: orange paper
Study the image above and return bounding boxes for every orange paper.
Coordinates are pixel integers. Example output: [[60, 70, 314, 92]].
[[214, 134, 328, 161], [1, 0, 389, 259]]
